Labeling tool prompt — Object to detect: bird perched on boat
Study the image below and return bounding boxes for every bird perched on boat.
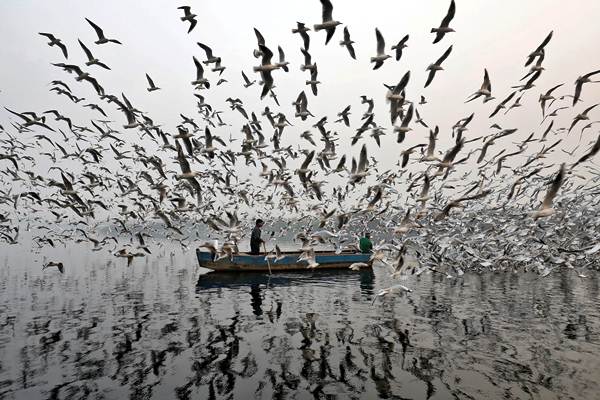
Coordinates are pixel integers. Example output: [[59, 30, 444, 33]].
[[431, 0, 456, 44], [177, 6, 198, 33], [313, 0, 341, 45]]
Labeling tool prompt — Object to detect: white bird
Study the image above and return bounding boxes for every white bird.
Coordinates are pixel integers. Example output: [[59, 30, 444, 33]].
[[532, 163, 565, 219], [313, 0, 342, 45], [431, 0, 456, 44], [370, 28, 391, 70], [425, 45, 453, 88], [85, 18, 122, 45], [145, 73, 160, 92], [177, 6, 197, 33]]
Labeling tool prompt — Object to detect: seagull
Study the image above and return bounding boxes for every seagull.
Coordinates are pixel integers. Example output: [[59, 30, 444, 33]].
[[43, 261, 64, 273], [568, 104, 599, 134], [306, 64, 320, 96], [424, 45, 452, 88], [349, 144, 368, 183], [177, 6, 198, 33], [572, 133, 600, 168], [422, 126, 440, 162], [525, 31, 553, 67], [253, 44, 279, 99], [532, 163, 565, 219], [572, 69, 600, 106], [85, 18, 122, 45], [241, 71, 255, 88], [191, 56, 210, 88], [489, 91, 516, 118], [145, 73, 160, 92], [465, 68, 492, 103], [300, 48, 316, 72], [197, 42, 220, 65], [313, 0, 342, 45], [371, 28, 391, 70], [339, 26, 356, 59], [292, 22, 311, 50], [431, 0, 456, 44], [391, 34, 409, 61], [78, 40, 110, 69], [395, 103, 414, 143], [539, 83, 563, 117], [276, 46, 289, 72], [38, 33, 68, 59]]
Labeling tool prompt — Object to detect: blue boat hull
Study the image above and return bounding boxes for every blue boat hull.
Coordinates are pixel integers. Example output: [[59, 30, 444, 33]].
[[196, 249, 372, 272]]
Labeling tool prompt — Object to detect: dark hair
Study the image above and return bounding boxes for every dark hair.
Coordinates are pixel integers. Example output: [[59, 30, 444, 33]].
[[256, 219, 264, 225]]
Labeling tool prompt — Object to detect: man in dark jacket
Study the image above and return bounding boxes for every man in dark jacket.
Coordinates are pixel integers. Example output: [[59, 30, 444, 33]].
[[250, 219, 264, 255]]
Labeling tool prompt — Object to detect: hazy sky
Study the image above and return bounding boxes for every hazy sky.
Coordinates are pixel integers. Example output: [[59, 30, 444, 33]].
[[1, 0, 600, 183]]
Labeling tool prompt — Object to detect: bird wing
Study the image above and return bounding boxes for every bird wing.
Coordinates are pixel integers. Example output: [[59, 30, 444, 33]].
[[146, 73, 155, 88], [259, 44, 273, 65], [357, 144, 368, 172], [241, 71, 250, 84], [301, 48, 312, 65], [440, 0, 456, 28], [177, 144, 191, 173], [78, 39, 94, 61], [436, 45, 453, 65], [253, 28, 265, 46], [375, 28, 385, 55], [193, 56, 204, 80], [424, 70, 436, 88], [541, 163, 565, 209], [321, 0, 334, 22], [197, 42, 214, 58], [85, 18, 105, 39]]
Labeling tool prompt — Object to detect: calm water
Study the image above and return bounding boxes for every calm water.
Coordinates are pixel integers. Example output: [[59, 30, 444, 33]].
[[0, 242, 599, 400]]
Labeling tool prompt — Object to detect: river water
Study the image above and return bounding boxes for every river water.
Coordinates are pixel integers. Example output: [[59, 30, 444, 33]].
[[0, 243, 599, 399]]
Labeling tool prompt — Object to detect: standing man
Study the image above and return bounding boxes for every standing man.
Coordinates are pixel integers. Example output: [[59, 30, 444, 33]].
[[250, 219, 265, 255], [359, 232, 373, 253]]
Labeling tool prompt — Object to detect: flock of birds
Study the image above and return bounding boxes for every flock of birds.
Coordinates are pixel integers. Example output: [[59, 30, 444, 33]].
[[1, 0, 600, 296]]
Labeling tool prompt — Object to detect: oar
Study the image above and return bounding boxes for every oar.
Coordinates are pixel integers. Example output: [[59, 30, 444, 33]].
[[263, 242, 272, 275]]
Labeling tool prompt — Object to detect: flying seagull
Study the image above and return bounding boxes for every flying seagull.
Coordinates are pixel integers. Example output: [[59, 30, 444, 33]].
[[85, 18, 122, 45], [38, 33, 68, 59], [573, 69, 600, 106], [78, 40, 110, 69], [431, 0, 456, 44], [371, 28, 391, 70], [339, 26, 356, 59], [391, 34, 409, 61], [424, 45, 452, 88], [145, 73, 160, 92], [177, 6, 198, 33], [314, 0, 342, 45]]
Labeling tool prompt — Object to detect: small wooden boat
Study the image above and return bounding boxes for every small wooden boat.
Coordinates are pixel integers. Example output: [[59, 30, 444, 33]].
[[196, 248, 372, 272]]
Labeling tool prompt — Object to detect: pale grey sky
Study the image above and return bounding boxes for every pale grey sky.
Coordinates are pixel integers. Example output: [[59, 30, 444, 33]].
[[1, 0, 599, 194]]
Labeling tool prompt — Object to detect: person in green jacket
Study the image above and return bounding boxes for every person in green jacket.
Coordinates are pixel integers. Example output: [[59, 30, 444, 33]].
[[359, 232, 373, 253]]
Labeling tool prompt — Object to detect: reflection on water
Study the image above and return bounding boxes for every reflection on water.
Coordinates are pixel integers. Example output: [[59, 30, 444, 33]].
[[0, 246, 599, 399]]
